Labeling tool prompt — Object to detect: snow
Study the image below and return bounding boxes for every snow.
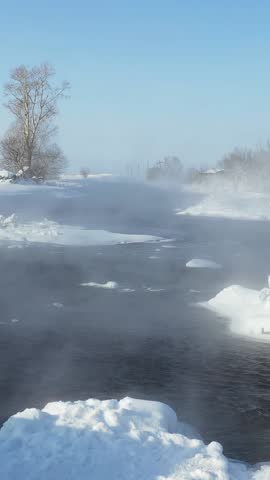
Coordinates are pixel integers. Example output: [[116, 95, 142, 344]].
[[204, 168, 224, 174], [186, 258, 221, 269], [177, 192, 270, 221], [0, 170, 12, 178], [61, 173, 113, 180], [145, 287, 165, 292], [201, 281, 270, 340], [80, 281, 119, 289], [0, 395, 259, 480], [0, 215, 163, 247], [52, 302, 64, 308]]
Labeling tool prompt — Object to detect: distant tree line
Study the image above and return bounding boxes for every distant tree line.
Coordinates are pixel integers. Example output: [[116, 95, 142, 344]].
[[187, 144, 270, 192], [0, 63, 70, 181], [147, 156, 183, 182]]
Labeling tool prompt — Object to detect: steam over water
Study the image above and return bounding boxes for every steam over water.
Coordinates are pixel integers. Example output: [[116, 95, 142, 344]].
[[1, 178, 270, 463]]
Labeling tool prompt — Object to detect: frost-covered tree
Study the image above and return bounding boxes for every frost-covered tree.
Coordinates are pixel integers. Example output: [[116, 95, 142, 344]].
[[1, 63, 70, 179]]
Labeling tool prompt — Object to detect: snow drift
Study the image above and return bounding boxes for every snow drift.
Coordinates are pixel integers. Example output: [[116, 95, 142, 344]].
[[0, 396, 263, 480], [186, 258, 221, 269], [202, 282, 270, 340], [0, 215, 163, 247]]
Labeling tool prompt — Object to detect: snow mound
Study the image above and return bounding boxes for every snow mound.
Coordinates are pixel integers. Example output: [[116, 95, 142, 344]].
[[186, 258, 221, 269], [177, 192, 270, 221], [0, 396, 254, 480], [81, 281, 119, 289], [0, 215, 163, 247], [202, 283, 270, 340]]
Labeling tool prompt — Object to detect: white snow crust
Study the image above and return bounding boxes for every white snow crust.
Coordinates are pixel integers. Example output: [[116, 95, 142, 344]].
[[0, 396, 264, 480]]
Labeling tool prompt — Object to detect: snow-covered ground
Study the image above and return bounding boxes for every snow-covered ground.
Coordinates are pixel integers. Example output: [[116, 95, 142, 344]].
[[186, 258, 221, 269], [177, 189, 270, 221], [0, 214, 163, 247], [1, 395, 266, 480], [201, 281, 270, 341], [61, 173, 113, 180]]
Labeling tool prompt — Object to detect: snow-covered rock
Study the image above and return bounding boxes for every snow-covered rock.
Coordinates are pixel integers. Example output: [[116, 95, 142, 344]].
[[186, 258, 221, 269], [202, 282, 270, 340], [0, 396, 254, 480]]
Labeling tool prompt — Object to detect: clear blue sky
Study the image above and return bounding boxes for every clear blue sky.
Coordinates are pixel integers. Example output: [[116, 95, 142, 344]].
[[0, 0, 270, 173]]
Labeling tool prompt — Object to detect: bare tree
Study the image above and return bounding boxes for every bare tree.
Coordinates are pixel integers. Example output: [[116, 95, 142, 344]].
[[0, 123, 26, 173], [80, 167, 90, 178], [1, 63, 70, 179]]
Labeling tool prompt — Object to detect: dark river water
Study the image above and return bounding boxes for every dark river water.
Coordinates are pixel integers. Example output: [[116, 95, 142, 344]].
[[0, 178, 270, 464]]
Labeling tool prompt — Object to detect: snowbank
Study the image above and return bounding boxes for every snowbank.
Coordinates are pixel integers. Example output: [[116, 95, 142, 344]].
[[202, 283, 270, 340], [177, 192, 270, 221], [0, 396, 256, 480], [186, 258, 221, 269], [80, 281, 119, 289], [0, 215, 163, 247]]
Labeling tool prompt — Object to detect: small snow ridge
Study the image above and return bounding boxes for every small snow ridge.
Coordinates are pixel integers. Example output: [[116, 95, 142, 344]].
[[81, 281, 119, 289], [201, 278, 270, 340], [186, 258, 221, 269], [0, 396, 255, 479]]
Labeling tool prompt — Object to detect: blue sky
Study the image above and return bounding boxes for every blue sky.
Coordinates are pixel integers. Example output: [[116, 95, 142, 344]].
[[0, 0, 270, 173]]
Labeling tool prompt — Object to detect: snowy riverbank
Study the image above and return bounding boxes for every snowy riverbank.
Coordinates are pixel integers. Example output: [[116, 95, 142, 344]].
[[177, 188, 270, 222], [0, 396, 267, 480]]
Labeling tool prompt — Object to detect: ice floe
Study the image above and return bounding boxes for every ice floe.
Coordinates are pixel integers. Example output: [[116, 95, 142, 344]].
[[80, 281, 119, 289], [0, 215, 164, 247], [52, 302, 64, 308], [145, 287, 165, 292], [186, 258, 221, 269]]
